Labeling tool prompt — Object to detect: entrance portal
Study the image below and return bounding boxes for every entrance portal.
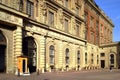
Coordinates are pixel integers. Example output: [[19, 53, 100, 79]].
[[0, 45, 6, 72], [0, 31, 6, 72], [22, 37, 37, 73], [101, 60, 105, 68]]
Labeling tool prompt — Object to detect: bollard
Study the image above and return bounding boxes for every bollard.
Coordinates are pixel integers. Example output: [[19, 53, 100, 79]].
[[37, 69, 39, 75], [18, 69, 20, 77]]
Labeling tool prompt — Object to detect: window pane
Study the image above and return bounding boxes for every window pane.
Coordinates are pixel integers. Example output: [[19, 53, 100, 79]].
[[65, 48, 69, 64], [64, 19, 69, 32], [48, 11, 54, 27], [76, 25, 79, 36], [49, 45, 55, 64], [65, 0, 68, 8], [110, 54, 114, 64], [26, 0, 34, 17], [100, 53, 105, 57]]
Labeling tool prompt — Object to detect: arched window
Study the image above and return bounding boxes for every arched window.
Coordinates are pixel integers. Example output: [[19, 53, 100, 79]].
[[97, 55, 99, 64], [77, 50, 80, 64], [65, 48, 69, 64], [110, 54, 114, 64], [49, 45, 55, 64], [91, 54, 94, 64], [85, 53, 87, 64]]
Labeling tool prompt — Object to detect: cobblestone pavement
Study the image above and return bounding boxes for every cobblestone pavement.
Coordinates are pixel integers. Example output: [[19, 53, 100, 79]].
[[0, 69, 120, 80]]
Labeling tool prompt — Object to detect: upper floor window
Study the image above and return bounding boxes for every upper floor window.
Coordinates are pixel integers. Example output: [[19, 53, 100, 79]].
[[90, 32, 94, 43], [64, 19, 69, 33], [96, 21, 99, 32], [65, 0, 69, 8], [76, 6, 79, 15], [84, 12, 88, 24], [76, 24, 80, 36], [48, 11, 54, 27], [90, 16, 94, 28], [26, 0, 34, 17], [100, 53, 105, 57], [19, 0, 23, 11]]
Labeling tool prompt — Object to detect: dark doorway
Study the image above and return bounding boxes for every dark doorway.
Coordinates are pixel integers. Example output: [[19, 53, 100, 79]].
[[101, 60, 105, 68], [0, 31, 6, 73], [0, 45, 6, 72], [23, 60, 26, 73], [22, 37, 37, 73]]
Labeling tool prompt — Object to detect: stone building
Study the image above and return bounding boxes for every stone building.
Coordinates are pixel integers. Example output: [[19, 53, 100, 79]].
[[0, 0, 119, 74]]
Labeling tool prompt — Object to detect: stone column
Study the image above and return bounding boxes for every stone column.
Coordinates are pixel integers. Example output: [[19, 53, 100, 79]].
[[14, 26, 22, 72]]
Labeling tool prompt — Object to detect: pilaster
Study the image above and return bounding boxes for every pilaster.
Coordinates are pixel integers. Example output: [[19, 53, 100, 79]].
[[39, 35, 45, 71], [58, 40, 63, 69], [13, 26, 22, 72]]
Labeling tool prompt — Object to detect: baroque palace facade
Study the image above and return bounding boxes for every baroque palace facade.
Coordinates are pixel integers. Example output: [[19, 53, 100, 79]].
[[0, 0, 120, 74]]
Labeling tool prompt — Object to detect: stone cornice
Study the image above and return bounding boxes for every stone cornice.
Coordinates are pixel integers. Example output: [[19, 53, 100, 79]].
[[100, 42, 120, 47], [24, 18, 87, 43], [0, 3, 28, 18]]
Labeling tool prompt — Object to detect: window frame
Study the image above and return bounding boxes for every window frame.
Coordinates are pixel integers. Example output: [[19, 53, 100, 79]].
[[26, 0, 34, 17], [49, 45, 55, 65]]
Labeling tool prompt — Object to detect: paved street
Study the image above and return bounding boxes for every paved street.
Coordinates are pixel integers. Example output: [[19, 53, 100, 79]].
[[0, 69, 120, 80]]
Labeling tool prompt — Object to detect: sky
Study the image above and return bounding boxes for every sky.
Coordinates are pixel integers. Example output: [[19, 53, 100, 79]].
[[94, 0, 120, 42]]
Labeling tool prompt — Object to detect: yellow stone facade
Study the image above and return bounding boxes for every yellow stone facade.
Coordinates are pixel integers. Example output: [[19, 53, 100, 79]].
[[0, 0, 119, 74]]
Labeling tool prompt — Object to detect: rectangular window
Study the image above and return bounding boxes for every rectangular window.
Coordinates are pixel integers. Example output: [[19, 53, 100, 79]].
[[90, 16, 94, 28], [96, 21, 99, 32], [85, 28, 87, 40], [0, 0, 2, 3], [65, 0, 68, 8], [76, 25, 80, 36], [91, 59, 93, 64], [84, 12, 88, 24], [48, 11, 54, 27], [26, 0, 34, 17], [91, 32, 94, 43], [64, 19, 69, 33], [76, 7, 79, 15], [100, 53, 105, 57], [96, 36, 99, 45], [19, 0, 23, 11]]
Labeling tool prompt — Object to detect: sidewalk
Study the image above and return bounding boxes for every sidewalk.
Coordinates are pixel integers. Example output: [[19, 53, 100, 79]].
[[0, 69, 120, 80]]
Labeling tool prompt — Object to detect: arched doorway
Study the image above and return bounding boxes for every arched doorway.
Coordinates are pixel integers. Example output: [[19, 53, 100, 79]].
[[0, 31, 6, 72], [110, 54, 114, 67], [22, 37, 37, 73]]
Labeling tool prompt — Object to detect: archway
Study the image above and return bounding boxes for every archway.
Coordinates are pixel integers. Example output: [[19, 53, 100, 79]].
[[0, 31, 6, 72], [110, 54, 115, 67], [22, 37, 37, 73]]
